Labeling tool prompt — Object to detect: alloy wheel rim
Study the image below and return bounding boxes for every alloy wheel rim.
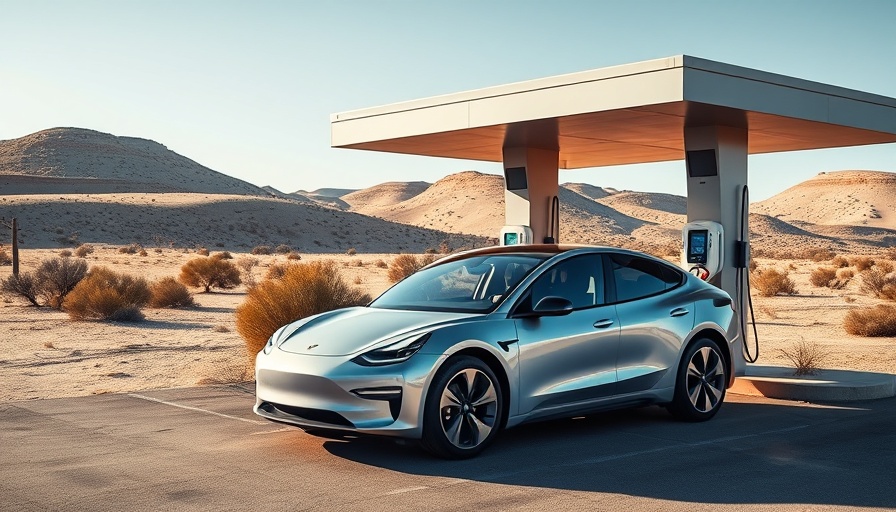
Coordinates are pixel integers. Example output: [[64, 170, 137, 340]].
[[439, 368, 498, 449], [686, 346, 725, 413]]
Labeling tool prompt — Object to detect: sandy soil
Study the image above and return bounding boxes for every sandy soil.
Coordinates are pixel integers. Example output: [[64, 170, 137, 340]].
[[2, 249, 894, 402]]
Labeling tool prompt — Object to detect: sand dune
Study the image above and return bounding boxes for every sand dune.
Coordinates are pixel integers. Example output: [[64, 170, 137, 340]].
[[343, 180, 431, 210]]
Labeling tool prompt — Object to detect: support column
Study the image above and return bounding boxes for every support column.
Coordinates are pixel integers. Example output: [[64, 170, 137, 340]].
[[684, 125, 749, 376], [502, 147, 559, 244]]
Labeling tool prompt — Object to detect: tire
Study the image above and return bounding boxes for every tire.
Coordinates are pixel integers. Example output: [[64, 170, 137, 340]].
[[420, 356, 504, 459], [668, 338, 727, 422]]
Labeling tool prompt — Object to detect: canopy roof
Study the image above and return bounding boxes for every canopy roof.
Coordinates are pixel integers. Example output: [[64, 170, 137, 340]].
[[331, 56, 896, 169]]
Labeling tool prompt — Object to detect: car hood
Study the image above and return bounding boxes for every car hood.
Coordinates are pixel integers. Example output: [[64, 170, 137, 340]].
[[276, 307, 480, 356]]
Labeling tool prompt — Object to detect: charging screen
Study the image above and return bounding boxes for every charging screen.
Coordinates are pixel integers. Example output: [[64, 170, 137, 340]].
[[504, 232, 519, 245], [687, 230, 708, 264]]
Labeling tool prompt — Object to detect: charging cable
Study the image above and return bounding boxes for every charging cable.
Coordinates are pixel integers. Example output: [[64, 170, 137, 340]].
[[737, 185, 760, 363]]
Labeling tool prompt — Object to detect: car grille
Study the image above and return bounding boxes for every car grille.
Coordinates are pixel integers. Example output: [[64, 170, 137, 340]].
[[258, 402, 354, 428]]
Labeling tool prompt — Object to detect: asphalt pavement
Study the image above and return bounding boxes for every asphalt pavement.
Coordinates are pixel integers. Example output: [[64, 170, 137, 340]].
[[2, 384, 895, 511]]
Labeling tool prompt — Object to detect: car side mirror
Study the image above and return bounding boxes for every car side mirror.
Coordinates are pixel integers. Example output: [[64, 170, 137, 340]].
[[518, 296, 574, 318]]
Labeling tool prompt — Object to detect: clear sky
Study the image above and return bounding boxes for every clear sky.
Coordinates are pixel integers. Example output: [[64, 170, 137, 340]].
[[2, 0, 895, 200]]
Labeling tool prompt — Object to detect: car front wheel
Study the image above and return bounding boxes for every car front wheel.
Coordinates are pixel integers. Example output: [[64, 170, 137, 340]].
[[668, 338, 727, 422], [421, 356, 503, 459]]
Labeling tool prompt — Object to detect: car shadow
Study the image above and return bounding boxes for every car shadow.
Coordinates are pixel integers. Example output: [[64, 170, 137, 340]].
[[321, 398, 896, 509]]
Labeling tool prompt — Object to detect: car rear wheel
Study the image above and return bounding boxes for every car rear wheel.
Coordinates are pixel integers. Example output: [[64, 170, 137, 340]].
[[421, 356, 503, 459], [668, 338, 727, 422]]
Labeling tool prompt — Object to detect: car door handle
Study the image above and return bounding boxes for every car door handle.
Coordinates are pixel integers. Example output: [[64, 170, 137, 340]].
[[670, 307, 690, 317], [593, 319, 614, 329]]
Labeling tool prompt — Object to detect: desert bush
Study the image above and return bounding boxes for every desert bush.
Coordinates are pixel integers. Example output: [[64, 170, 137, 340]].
[[118, 244, 141, 255], [439, 240, 452, 254], [235, 260, 372, 356], [179, 257, 241, 293], [149, 277, 195, 308], [748, 258, 758, 273], [211, 251, 233, 260], [849, 256, 874, 271], [196, 247, 210, 256], [286, 251, 302, 260], [875, 260, 895, 273], [1, 273, 41, 306], [751, 269, 797, 297], [0, 249, 11, 266], [883, 247, 896, 261], [387, 254, 433, 283], [138, 249, 148, 257], [374, 259, 387, 269], [779, 340, 829, 376], [809, 267, 838, 287], [346, 247, 357, 256], [265, 262, 296, 280], [275, 244, 292, 254], [59, 249, 72, 258], [66, 267, 151, 321], [807, 248, 836, 262], [425, 247, 437, 254], [831, 256, 849, 268], [859, 267, 896, 301], [838, 268, 855, 280], [252, 245, 272, 255], [74, 244, 94, 258], [35, 257, 88, 308], [843, 305, 896, 336]]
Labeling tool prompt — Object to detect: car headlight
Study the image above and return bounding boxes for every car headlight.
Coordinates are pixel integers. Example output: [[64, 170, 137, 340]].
[[260, 317, 314, 356], [351, 332, 432, 366]]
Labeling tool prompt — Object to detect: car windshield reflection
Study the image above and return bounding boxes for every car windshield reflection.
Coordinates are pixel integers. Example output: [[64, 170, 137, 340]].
[[370, 254, 547, 313]]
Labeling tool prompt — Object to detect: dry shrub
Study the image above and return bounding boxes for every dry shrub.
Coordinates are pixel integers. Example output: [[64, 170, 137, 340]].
[[353, 276, 362, 285], [149, 277, 195, 308], [843, 305, 896, 336], [118, 244, 141, 255], [882, 247, 896, 261], [751, 269, 797, 297], [74, 244, 94, 258], [439, 240, 452, 254], [346, 248, 357, 256], [374, 259, 387, 269], [758, 305, 778, 320], [179, 257, 241, 293], [1, 273, 41, 306], [831, 256, 850, 268], [748, 258, 758, 273], [875, 260, 894, 273], [425, 247, 437, 254], [196, 247, 210, 256], [236, 256, 259, 289], [779, 340, 829, 376], [265, 262, 297, 280], [235, 260, 372, 356], [0, 248, 11, 266], [387, 254, 436, 283], [809, 267, 838, 287], [859, 267, 896, 301], [849, 256, 874, 271], [837, 268, 855, 280], [66, 267, 150, 321], [36, 257, 89, 308], [286, 251, 302, 260], [275, 244, 292, 254], [138, 249, 148, 257], [252, 245, 272, 255], [211, 251, 233, 260], [807, 248, 836, 262], [59, 249, 72, 258]]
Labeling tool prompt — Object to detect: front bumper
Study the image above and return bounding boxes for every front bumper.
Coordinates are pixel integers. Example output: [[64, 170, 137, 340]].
[[254, 348, 443, 439]]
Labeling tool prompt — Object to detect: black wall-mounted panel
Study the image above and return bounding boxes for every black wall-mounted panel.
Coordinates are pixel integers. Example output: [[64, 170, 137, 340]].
[[686, 149, 718, 178], [505, 167, 528, 191]]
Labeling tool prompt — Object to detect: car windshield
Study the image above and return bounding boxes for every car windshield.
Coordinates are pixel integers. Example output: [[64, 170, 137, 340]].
[[370, 254, 547, 313]]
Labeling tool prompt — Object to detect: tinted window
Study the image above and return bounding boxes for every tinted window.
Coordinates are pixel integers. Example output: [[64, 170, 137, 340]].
[[370, 254, 545, 313], [529, 255, 605, 310], [610, 253, 682, 302]]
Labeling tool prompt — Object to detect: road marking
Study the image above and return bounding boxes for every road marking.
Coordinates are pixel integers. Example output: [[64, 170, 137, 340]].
[[128, 393, 267, 425], [250, 427, 296, 436]]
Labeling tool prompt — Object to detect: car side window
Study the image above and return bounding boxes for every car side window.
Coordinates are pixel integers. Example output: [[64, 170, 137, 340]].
[[610, 253, 683, 302], [529, 255, 605, 310]]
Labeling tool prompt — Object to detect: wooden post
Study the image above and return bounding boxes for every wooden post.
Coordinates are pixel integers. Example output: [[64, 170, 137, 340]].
[[11, 217, 18, 276]]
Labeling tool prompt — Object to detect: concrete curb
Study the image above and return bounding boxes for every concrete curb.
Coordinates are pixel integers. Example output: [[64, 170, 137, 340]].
[[730, 365, 896, 402]]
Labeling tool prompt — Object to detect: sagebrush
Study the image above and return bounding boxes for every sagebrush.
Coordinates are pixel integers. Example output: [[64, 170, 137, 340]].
[[66, 267, 151, 321], [387, 254, 436, 283], [751, 269, 797, 297], [779, 340, 829, 376], [843, 305, 896, 337], [179, 257, 241, 292], [859, 267, 896, 301], [149, 277, 195, 308], [0, 257, 87, 308], [235, 260, 371, 357]]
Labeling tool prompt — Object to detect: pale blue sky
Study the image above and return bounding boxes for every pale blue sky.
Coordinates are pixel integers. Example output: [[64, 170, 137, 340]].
[[2, 0, 895, 200]]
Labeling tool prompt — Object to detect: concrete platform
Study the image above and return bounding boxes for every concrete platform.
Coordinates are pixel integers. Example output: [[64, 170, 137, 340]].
[[731, 365, 896, 402]]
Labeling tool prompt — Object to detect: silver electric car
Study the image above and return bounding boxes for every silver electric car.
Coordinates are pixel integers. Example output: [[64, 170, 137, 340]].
[[254, 245, 737, 459]]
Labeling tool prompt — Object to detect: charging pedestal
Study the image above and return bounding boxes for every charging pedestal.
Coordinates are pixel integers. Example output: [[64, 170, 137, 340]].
[[500, 225, 534, 246], [682, 221, 724, 281]]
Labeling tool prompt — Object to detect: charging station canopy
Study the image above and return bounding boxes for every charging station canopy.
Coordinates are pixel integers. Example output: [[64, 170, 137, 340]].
[[330, 55, 896, 167]]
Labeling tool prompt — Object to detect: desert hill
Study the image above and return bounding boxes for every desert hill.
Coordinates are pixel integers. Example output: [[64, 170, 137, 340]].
[[299, 188, 358, 198], [342, 181, 431, 211], [0, 193, 483, 252], [0, 128, 267, 196], [562, 182, 612, 201], [753, 171, 896, 226]]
